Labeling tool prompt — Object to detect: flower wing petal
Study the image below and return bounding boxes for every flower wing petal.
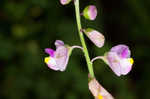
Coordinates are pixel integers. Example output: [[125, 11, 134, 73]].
[[54, 46, 69, 71], [107, 52, 122, 76], [110, 45, 131, 58]]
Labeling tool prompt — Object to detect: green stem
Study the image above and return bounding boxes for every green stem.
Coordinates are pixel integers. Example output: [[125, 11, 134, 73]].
[[74, 0, 95, 78]]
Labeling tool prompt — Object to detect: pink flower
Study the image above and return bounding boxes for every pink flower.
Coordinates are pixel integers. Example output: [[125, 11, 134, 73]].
[[60, 0, 72, 5], [83, 5, 97, 20], [83, 28, 105, 48], [88, 78, 114, 99], [106, 45, 134, 76], [44, 40, 70, 71]]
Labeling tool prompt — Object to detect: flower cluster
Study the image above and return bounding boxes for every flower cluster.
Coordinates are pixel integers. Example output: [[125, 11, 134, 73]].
[[44, 0, 134, 99]]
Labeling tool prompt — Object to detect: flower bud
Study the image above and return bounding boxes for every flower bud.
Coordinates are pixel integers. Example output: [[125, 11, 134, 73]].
[[60, 0, 72, 5], [88, 78, 114, 99], [83, 28, 105, 48], [83, 5, 97, 20]]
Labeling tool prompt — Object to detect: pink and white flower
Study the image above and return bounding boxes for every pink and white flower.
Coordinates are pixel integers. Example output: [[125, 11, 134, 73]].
[[44, 40, 70, 71], [106, 45, 134, 76]]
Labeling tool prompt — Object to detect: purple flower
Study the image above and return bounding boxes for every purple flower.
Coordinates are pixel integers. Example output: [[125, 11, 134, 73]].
[[83, 28, 105, 48], [88, 78, 114, 99], [83, 5, 97, 20], [60, 0, 72, 5], [106, 45, 134, 76], [44, 40, 70, 71]]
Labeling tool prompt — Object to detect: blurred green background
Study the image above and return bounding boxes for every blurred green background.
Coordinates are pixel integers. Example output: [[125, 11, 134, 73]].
[[0, 0, 150, 99]]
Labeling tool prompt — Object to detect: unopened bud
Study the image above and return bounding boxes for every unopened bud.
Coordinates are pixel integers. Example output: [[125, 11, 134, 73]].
[[60, 0, 72, 5], [83, 5, 97, 20], [84, 28, 105, 48]]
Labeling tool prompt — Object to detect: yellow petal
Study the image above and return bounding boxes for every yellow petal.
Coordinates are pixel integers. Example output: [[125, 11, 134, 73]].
[[128, 58, 134, 65], [98, 94, 103, 99], [44, 57, 50, 64]]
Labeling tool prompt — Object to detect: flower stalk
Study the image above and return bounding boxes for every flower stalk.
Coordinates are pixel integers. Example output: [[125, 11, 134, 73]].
[[91, 56, 105, 63], [71, 45, 83, 50], [74, 0, 95, 78]]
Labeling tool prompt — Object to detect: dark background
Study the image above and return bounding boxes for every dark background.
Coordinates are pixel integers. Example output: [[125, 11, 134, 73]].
[[0, 0, 150, 99]]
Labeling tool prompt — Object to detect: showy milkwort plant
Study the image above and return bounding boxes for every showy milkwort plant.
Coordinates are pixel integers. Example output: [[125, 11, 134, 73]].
[[44, 0, 134, 98]]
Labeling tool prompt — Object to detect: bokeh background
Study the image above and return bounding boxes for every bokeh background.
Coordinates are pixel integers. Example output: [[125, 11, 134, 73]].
[[0, 0, 150, 99]]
